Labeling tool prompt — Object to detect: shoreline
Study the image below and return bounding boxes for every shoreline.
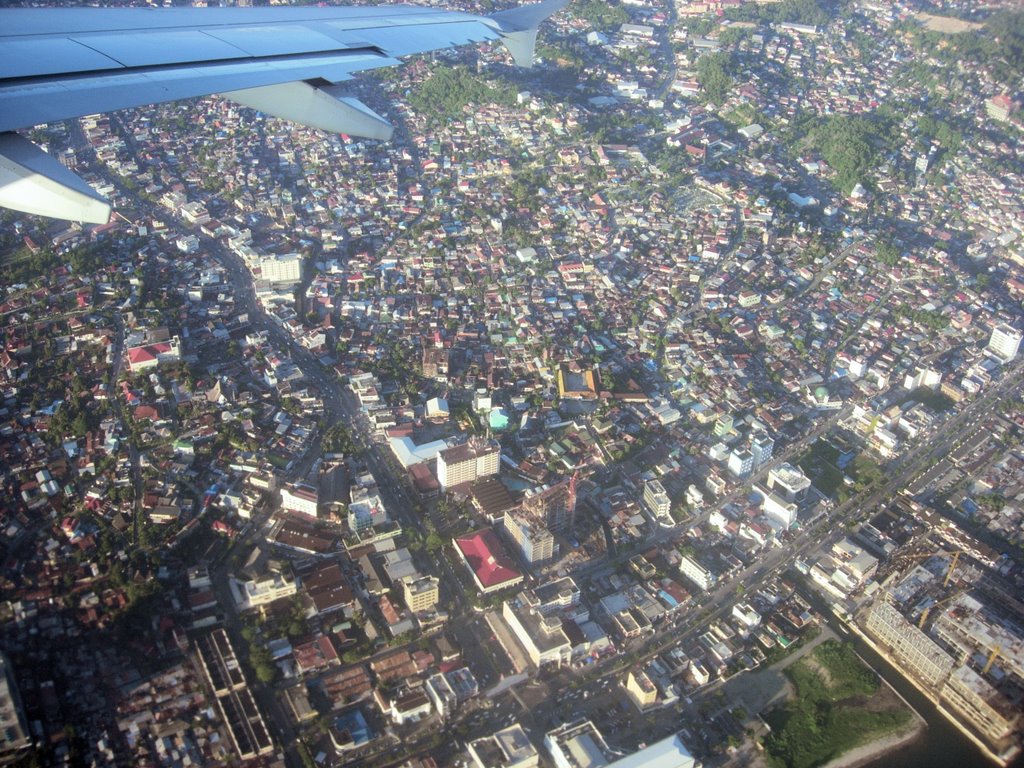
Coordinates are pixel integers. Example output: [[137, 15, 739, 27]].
[[819, 717, 926, 768]]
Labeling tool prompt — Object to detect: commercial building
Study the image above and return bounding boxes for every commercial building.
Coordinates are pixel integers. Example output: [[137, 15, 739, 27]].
[[502, 595, 572, 668], [468, 724, 539, 768], [402, 574, 440, 613], [437, 438, 500, 490], [280, 482, 318, 517], [255, 252, 303, 285], [767, 463, 811, 503], [987, 324, 1023, 363], [230, 562, 298, 611], [544, 721, 699, 768], [643, 479, 671, 520], [557, 362, 599, 399], [625, 669, 658, 711], [195, 630, 274, 760], [453, 529, 524, 594]]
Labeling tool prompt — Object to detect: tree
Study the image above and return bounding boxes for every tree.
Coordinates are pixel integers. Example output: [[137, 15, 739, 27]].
[[696, 52, 735, 104]]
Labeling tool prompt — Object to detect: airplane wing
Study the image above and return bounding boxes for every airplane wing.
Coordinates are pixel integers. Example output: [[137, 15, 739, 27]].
[[0, 0, 567, 224]]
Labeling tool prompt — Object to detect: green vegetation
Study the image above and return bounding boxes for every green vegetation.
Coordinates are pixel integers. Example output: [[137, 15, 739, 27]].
[[322, 422, 361, 456], [893, 303, 950, 331], [803, 113, 896, 195], [798, 439, 845, 498], [726, 0, 841, 27], [921, 11, 1024, 88], [570, 0, 629, 30], [764, 641, 911, 768], [408, 65, 517, 125], [905, 386, 955, 413], [697, 51, 735, 104]]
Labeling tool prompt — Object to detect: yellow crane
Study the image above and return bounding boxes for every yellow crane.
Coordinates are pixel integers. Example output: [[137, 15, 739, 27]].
[[918, 588, 964, 629], [891, 548, 966, 589], [982, 645, 1001, 676]]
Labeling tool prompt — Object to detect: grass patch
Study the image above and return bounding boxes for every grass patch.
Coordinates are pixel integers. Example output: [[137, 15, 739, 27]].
[[763, 641, 912, 768]]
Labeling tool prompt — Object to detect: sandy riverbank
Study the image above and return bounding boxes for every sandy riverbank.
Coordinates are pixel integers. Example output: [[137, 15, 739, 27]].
[[819, 717, 927, 768]]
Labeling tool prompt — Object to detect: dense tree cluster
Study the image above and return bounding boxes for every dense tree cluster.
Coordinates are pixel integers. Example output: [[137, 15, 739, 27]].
[[696, 51, 735, 104], [805, 114, 894, 194], [570, 0, 629, 30], [727, 0, 841, 27], [941, 11, 1024, 87], [408, 65, 517, 125]]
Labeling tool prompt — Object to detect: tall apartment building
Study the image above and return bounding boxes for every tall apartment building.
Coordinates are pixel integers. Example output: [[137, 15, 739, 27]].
[[750, 432, 774, 470], [865, 600, 954, 688], [503, 510, 556, 564], [727, 449, 753, 478], [436, 438, 500, 490], [402, 575, 440, 613], [987, 324, 1023, 363], [643, 479, 671, 520]]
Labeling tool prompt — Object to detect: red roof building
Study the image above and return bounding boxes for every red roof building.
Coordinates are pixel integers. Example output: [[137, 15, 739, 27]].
[[453, 529, 523, 595]]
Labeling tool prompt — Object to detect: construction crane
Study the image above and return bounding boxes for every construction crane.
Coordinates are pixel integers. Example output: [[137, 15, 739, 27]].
[[982, 645, 1002, 675], [917, 588, 965, 629], [890, 548, 966, 588]]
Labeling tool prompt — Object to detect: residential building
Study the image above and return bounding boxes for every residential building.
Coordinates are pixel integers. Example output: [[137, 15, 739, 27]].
[[437, 438, 500, 490], [940, 665, 1021, 749], [503, 509, 556, 564], [727, 448, 753, 478], [679, 554, 717, 590], [522, 480, 574, 532], [643, 479, 671, 520], [425, 673, 457, 720], [750, 431, 774, 470], [986, 94, 1018, 123]]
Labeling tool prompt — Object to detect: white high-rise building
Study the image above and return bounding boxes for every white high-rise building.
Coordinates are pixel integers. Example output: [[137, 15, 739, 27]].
[[987, 324, 1022, 363], [436, 438, 500, 490]]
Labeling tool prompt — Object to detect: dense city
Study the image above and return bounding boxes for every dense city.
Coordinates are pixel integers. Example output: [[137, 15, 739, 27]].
[[0, 0, 1023, 766]]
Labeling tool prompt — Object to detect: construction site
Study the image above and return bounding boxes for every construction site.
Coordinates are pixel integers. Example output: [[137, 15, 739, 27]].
[[856, 545, 1024, 766]]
